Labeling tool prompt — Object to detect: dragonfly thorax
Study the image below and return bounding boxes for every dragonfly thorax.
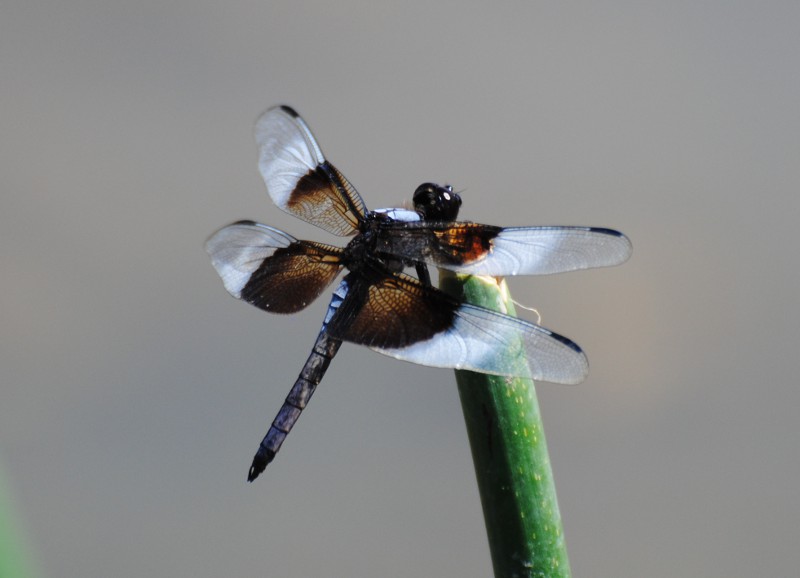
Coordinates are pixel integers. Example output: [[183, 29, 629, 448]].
[[346, 213, 407, 274]]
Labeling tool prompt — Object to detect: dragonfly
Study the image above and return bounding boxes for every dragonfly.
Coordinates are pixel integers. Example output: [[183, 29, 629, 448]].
[[206, 105, 632, 481]]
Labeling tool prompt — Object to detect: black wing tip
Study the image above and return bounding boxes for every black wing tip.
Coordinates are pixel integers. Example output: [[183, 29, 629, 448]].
[[588, 227, 627, 238], [278, 104, 300, 118], [247, 449, 276, 483], [588, 227, 633, 263], [546, 329, 590, 385], [544, 327, 585, 355]]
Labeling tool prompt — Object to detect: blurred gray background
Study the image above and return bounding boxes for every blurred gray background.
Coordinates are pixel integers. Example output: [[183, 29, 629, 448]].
[[2, 1, 798, 576]]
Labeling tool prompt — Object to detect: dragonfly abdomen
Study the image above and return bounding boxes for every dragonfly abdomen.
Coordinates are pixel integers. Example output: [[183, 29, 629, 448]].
[[248, 329, 342, 482]]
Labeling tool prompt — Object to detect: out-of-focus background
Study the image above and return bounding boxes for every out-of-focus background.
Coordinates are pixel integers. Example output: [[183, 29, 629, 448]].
[[2, 2, 798, 576]]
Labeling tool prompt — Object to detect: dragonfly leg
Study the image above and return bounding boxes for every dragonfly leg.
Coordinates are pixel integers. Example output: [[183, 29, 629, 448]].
[[415, 262, 432, 286]]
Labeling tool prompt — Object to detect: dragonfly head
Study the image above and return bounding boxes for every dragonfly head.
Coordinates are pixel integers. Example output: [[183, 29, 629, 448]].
[[413, 183, 462, 222]]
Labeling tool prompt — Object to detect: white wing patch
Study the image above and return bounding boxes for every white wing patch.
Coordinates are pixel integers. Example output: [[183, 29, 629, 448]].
[[205, 222, 296, 298], [255, 106, 325, 211], [372, 303, 589, 384], [456, 227, 632, 276]]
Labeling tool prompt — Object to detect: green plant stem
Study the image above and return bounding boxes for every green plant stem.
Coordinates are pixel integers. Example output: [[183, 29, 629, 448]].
[[440, 272, 571, 578], [0, 466, 38, 578]]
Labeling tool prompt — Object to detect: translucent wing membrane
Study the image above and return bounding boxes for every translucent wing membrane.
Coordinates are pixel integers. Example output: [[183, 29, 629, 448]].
[[410, 303, 588, 384], [457, 226, 632, 276], [206, 221, 344, 313], [328, 271, 588, 384], [255, 106, 366, 236], [377, 223, 632, 276]]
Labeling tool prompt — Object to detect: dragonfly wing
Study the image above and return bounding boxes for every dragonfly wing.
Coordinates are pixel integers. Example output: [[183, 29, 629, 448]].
[[255, 105, 367, 236], [454, 226, 632, 276], [386, 303, 589, 384], [327, 271, 588, 384], [377, 222, 632, 276], [206, 220, 344, 313]]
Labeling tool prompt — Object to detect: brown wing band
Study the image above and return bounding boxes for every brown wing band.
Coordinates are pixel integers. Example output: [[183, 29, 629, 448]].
[[329, 271, 456, 349], [241, 242, 343, 313]]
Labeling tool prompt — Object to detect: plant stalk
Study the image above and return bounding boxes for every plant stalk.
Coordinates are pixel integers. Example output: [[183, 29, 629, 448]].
[[440, 272, 571, 578]]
